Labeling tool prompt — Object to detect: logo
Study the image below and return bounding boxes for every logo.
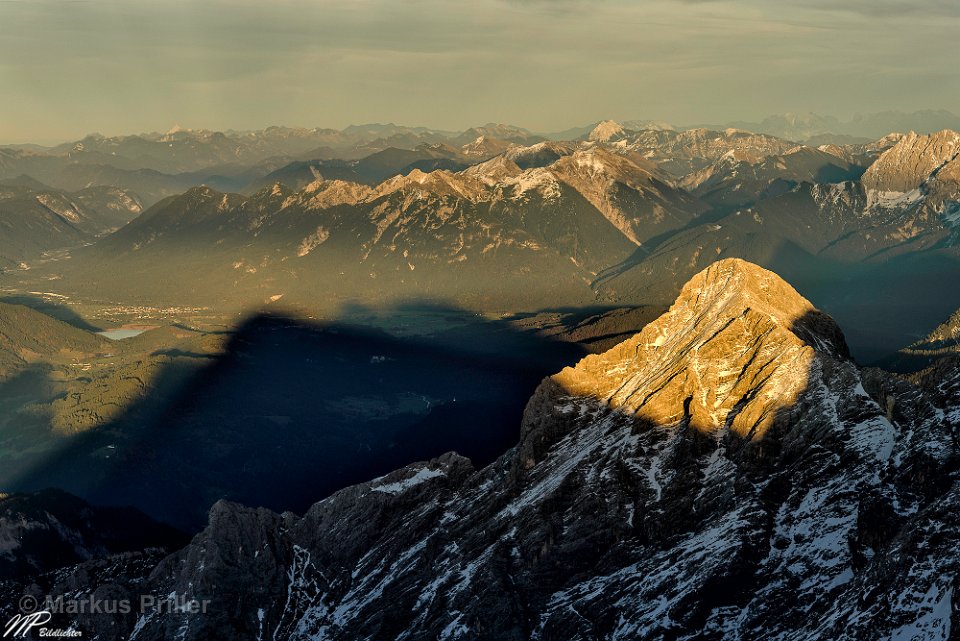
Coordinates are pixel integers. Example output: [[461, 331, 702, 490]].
[[4, 597, 82, 639], [4, 610, 81, 639], [4, 611, 50, 639]]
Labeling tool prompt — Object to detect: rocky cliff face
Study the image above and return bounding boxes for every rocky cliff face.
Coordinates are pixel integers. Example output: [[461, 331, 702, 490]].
[[7, 259, 958, 640], [861, 130, 960, 194], [861, 129, 960, 210]]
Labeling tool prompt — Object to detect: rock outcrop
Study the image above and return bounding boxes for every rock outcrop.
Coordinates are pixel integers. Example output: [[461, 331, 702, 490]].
[[861, 130, 960, 195]]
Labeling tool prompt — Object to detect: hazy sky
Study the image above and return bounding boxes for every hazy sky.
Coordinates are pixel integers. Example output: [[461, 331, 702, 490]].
[[1, 0, 958, 143]]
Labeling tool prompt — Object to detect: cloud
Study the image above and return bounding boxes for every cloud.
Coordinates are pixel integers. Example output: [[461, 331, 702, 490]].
[[799, 0, 960, 17], [665, 0, 960, 18]]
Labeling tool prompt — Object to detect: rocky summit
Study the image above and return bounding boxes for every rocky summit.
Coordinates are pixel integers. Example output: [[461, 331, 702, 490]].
[[536, 258, 850, 441], [3, 259, 959, 640]]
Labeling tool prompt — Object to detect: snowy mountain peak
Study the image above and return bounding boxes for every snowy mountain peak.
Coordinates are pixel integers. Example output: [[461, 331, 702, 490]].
[[459, 154, 523, 185], [369, 167, 483, 201], [588, 120, 627, 142]]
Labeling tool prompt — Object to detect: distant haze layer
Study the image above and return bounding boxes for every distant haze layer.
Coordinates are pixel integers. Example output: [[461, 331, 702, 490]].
[[0, 0, 958, 144]]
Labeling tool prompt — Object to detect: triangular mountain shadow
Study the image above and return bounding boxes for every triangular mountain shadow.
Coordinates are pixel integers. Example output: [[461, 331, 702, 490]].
[[7, 303, 589, 530]]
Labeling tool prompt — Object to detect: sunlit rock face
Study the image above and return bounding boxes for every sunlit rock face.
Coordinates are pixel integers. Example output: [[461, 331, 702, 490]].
[[545, 258, 847, 438], [6, 259, 960, 641], [861, 129, 960, 195]]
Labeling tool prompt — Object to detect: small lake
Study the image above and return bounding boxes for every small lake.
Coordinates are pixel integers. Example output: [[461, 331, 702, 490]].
[[97, 329, 146, 340]]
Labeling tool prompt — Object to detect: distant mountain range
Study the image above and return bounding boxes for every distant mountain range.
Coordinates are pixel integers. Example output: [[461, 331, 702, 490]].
[[0, 118, 958, 365], [0, 178, 141, 267], [0, 124, 544, 208], [549, 110, 960, 143], [714, 109, 960, 143], [1, 111, 955, 211], [5, 124, 956, 363]]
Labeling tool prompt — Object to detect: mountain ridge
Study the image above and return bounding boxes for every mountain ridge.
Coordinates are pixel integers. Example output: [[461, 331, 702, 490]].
[[4, 126, 960, 364]]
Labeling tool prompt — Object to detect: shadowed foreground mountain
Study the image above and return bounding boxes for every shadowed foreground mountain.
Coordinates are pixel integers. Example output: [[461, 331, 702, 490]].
[[0, 489, 185, 581], [4, 259, 958, 640]]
